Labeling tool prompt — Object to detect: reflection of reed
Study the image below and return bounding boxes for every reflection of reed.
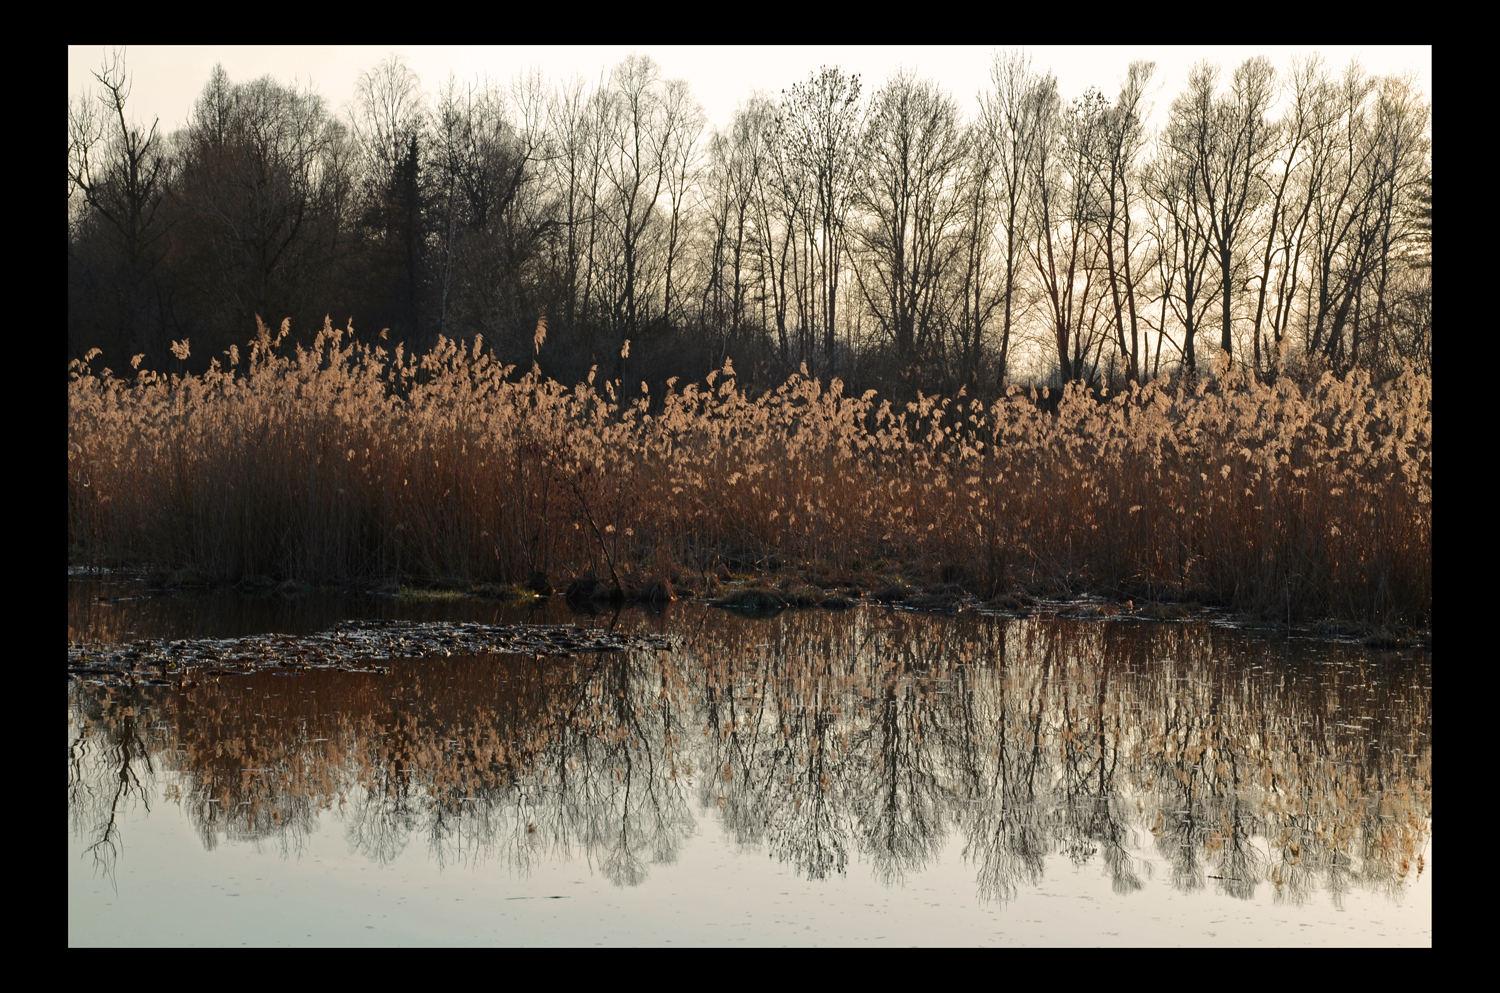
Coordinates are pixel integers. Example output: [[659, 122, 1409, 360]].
[[69, 608, 1431, 903]]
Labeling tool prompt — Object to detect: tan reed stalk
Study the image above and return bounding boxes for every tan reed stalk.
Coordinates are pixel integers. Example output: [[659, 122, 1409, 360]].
[[69, 323, 1430, 624]]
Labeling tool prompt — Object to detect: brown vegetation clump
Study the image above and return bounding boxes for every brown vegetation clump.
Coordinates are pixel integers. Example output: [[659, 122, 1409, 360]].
[[779, 585, 826, 608], [68, 320, 1431, 625]]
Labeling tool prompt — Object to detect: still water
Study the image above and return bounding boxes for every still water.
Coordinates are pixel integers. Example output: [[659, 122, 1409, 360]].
[[68, 579, 1431, 946]]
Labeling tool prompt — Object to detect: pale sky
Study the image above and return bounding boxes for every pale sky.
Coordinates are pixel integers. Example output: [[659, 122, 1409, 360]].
[[69, 45, 1430, 140]]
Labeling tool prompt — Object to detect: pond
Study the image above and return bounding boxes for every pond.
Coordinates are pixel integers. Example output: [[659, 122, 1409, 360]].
[[68, 577, 1431, 946]]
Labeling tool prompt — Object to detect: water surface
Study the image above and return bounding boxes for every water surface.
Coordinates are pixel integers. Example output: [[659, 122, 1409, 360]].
[[69, 579, 1431, 946]]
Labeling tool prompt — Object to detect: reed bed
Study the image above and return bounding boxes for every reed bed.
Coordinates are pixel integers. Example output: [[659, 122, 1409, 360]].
[[68, 318, 1431, 624]]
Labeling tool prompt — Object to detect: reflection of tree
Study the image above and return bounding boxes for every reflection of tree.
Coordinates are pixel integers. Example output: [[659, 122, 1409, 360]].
[[850, 677, 947, 885], [695, 619, 854, 880], [760, 644, 854, 880], [68, 606, 1432, 906], [344, 774, 417, 866], [960, 643, 1051, 903], [562, 656, 696, 887], [69, 684, 157, 885], [1054, 635, 1148, 896]]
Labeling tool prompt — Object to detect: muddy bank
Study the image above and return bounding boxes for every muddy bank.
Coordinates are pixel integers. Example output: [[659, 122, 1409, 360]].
[[68, 618, 675, 686], [72, 566, 1430, 662]]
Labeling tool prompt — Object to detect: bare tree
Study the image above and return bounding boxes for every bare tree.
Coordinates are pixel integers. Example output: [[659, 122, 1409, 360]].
[[1364, 73, 1430, 376], [545, 73, 609, 352], [658, 79, 707, 335], [945, 120, 1005, 390], [175, 65, 350, 348], [1075, 61, 1155, 385], [755, 101, 811, 365], [67, 50, 172, 358], [853, 71, 968, 383], [702, 96, 776, 364], [1246, 55, 1340, 378], [1142, 148, 1217, 376], [352, 55, 427, 198], [598, 55, 675, 374], [351, 55, 429, 337], [1028, 75, 1110, 384], [979, 50, 1050, 389], [428, 72, 549, 349], [775, 67, 863, 373], [1305, 61, 1384, 371], [1172, 58, 1278, 364]]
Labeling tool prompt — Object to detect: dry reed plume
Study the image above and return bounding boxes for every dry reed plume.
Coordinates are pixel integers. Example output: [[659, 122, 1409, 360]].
[[69, 317, 1431, 624]]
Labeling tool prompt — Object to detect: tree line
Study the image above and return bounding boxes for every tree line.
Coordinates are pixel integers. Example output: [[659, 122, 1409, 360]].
[[68, 49, 1430, 396]]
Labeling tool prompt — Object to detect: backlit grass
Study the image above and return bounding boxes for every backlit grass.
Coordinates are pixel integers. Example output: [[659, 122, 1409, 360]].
[[68, 318, 1431, 624]]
